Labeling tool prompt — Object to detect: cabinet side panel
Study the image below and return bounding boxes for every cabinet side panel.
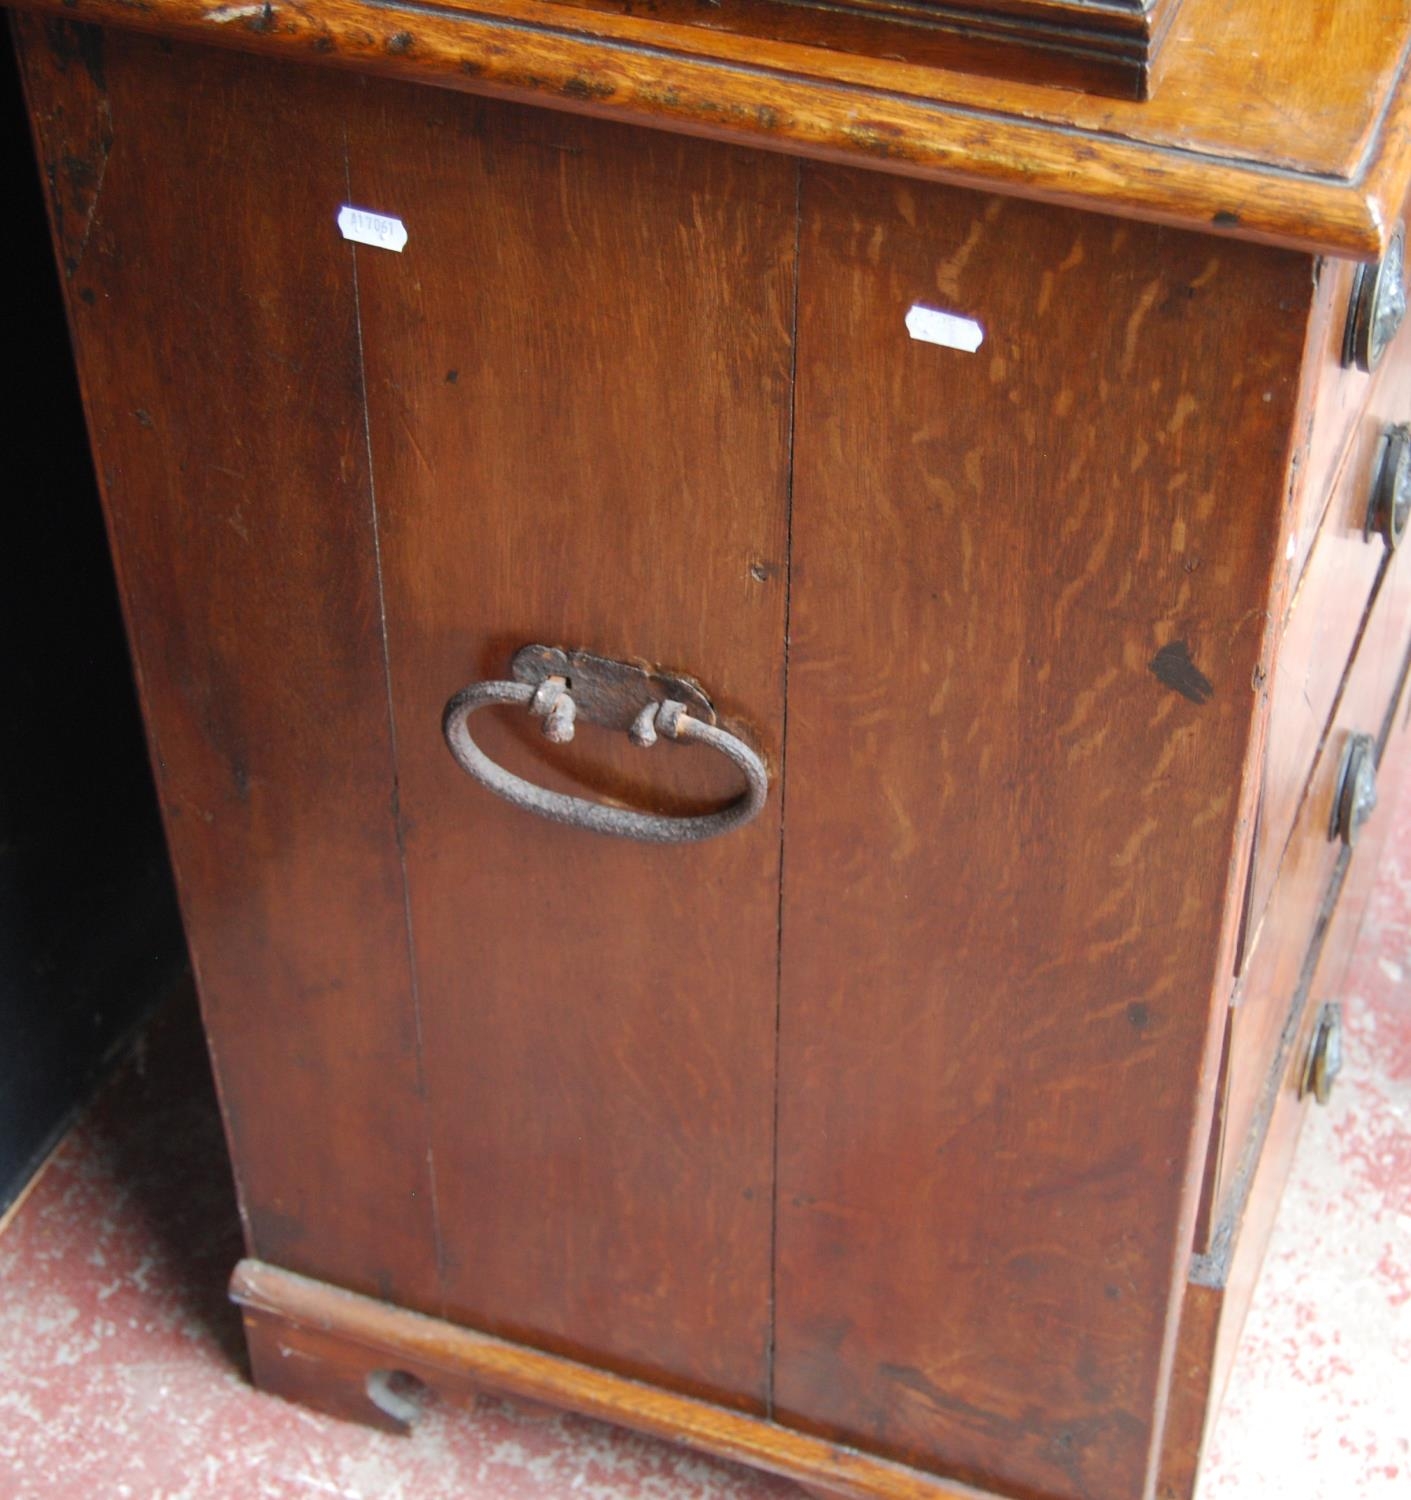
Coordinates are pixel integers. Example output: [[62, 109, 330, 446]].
[[776, 171, 1311, 1497], [17, 25, 439, 1304], [345, 86, 795, 1407]]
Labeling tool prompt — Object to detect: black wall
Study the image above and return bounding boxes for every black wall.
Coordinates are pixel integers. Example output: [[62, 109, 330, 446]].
[[1, 32, 185, 1214]]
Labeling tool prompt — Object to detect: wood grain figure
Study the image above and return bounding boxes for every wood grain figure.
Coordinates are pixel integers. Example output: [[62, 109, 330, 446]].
[[12, 0, 1411, 1495]]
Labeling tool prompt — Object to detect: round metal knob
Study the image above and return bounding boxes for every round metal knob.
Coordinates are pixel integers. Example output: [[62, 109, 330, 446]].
[[1368, 424, 1411, 550], [1332, 733, 1378, 847], [1300, 1002, 1344, 1106], [1345, 225, 1407, 373]]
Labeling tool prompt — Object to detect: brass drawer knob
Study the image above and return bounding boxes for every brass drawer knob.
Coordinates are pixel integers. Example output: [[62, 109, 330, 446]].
[[1345, 225, 1407, 372], [1300, 1002, 1345, 1105], [1331, 732, 1378, 847], [1368, 423, 1411, 550]]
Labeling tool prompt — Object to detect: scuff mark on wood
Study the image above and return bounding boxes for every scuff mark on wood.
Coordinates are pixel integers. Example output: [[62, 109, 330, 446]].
[[203, 2, 267, 21]]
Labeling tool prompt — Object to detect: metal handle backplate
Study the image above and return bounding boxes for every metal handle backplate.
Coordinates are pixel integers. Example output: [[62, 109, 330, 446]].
[[442, 646, 768, 844]]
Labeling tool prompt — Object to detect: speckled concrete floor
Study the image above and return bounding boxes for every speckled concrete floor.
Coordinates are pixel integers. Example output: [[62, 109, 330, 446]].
[[1, 803, 1408, 1500]]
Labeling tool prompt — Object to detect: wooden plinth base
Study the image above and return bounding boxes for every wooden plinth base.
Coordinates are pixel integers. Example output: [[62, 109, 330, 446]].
[[231, 1260, 996, 1500]]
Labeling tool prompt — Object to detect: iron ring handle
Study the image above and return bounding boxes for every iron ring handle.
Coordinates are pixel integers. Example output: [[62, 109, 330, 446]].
[[441, 679, 768, 844]]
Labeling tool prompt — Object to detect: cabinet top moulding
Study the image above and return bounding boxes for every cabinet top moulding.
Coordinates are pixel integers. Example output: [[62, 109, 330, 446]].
[[9, 0, 1411, 257]]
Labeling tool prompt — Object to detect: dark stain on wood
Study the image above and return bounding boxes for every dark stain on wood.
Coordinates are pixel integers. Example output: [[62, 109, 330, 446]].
[[562, 73, 616, 101], [1150, 640, 1215, 704], [44, 13, 106, 87], [35, 20, 112, 276], [878, 1363, 1022, 1446]]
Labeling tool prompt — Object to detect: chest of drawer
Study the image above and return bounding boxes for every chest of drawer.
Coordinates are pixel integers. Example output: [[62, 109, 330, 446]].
[[13, 4, 1411, 1500]]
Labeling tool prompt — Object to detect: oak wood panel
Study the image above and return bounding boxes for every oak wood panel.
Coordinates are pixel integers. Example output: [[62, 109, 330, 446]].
[[233, 1259, 1004, 1500], [15, 24, 440, 1302], [775, 169, 1313, 1500], [9, 0, 1411, 257], [344, 80, 794, 1408], [1216, 496, 1411, 1226]]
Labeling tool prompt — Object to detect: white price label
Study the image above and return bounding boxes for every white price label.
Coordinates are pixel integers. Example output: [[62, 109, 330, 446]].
[[337, 206, 408, 253], [905, 303, 984, 353]]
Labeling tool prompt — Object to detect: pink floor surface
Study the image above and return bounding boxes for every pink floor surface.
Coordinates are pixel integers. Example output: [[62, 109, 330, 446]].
[[2, 800, 1409, 1499]]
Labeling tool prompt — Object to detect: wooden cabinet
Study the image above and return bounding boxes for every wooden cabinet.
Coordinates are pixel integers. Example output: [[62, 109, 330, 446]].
[[12, 0, 1411, 1495]]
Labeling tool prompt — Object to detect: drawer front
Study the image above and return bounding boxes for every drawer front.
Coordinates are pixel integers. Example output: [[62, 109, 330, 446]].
[[1287, 259, 1363, 586], [1160, 652, 1411, 1500], [1313, 670, 1411, 998], [1159, 953, 1334, 1500], [1245, 326, 1411, 957], [1225, 672, 1410, 1280], [1289, 245, 1410, 585], [1215, 511, 1411, 1223]]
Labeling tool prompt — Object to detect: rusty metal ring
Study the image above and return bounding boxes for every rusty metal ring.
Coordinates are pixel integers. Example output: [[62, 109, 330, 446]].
[[441, 680, 768, 843]]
